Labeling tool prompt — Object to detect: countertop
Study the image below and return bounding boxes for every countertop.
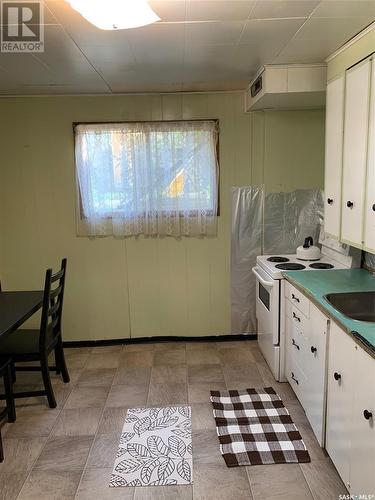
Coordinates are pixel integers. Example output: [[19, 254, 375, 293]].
[[282, 268, 375, 357]]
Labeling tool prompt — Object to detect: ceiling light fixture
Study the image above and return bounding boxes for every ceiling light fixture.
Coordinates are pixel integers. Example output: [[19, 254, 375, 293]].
[[67, 0, 160, 30]]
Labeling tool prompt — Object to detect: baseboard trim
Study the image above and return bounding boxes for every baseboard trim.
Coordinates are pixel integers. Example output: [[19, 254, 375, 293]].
[[63, 334, 257, 348]]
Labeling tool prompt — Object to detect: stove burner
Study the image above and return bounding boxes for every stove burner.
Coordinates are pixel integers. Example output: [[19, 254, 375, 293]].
[[267, 256, 290, 263], [309, 262, 334, 269], [275, 263, 306, 271]]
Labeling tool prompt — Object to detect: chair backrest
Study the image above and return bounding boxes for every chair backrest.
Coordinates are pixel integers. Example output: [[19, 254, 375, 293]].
[[39, 258, 67, 352]]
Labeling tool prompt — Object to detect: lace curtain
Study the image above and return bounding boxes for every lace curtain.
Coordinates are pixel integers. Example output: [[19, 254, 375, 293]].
[[75, 121, 219, 237]]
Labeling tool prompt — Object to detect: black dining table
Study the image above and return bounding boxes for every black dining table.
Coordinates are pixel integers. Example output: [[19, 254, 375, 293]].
[[0, 291, 44, 340]]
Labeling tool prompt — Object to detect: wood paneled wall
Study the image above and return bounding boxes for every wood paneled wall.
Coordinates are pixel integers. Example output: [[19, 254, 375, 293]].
[[0, 92, 324, 340]]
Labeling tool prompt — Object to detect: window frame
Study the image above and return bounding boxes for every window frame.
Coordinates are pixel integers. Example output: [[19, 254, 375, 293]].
[[73, 119, 220, 220]]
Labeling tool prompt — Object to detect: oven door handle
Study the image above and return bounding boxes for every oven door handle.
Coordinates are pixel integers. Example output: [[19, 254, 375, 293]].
[[252, 266, 274, 288]]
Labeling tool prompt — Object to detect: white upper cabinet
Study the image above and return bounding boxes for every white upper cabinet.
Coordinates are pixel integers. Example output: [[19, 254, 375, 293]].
[[364, 57, 375, 252], [324, 75, 345, 238], [341, 58, 371, 247]]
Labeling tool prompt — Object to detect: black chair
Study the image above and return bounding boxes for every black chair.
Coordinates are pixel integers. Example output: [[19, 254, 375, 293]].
[[0, 357, 16, 462], [0, 259, 70, 408]]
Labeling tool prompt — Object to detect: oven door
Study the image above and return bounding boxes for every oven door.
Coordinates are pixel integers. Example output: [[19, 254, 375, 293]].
[[252, 266, 280, 378]]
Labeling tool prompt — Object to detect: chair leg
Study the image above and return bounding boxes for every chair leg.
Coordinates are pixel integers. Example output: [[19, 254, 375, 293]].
[[40, 355, 57, 409], [10, 363, 16, 384], [55, 338, 70, 384], [3, 364, 16, 423], [54, 348, 61, 375], [0, 432, 3, 463]]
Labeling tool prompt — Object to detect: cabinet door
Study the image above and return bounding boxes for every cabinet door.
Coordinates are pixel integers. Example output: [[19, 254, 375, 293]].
[[324, 75, 345, 238], [304, 304, 328, 446], [326, 322, 355, 488], [364, 58, 375, 252], [341, 58, 371, 247], [350, 345, 375, 496]]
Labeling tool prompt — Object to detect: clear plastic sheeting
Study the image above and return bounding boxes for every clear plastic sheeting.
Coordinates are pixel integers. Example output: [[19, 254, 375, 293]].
[[231, 186, 263, 334], [264, 189, 324, 254], [231, 186, 324, 334]]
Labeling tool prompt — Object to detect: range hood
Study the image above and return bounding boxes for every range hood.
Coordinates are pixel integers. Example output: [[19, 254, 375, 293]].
[[245, 64, 327, 111]]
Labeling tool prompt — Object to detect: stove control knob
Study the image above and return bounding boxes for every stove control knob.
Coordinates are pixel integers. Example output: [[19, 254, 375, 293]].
[[327, 198, 333, 205], [346, 200, 354, 208], [372, 203, 375, 212]]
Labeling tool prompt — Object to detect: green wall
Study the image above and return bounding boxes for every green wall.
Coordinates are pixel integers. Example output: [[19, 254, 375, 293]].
[[0, 92, 324, 340]]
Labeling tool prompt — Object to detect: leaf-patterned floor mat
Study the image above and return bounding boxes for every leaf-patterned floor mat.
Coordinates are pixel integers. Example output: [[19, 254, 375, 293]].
[[110, 406, 193, 488]]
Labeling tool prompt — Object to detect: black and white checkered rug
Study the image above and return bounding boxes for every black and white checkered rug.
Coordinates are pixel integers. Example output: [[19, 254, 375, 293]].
[[210, 387, 310, 467]]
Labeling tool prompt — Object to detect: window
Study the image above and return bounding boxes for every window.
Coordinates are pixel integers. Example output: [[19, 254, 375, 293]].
[[74, 120, 219, 237]]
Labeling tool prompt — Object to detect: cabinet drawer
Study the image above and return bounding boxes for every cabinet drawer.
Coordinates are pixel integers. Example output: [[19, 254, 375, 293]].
[[290, 330, 308, 371], [287, 361, 307, 408], [306, 304, 328, 379], [289, 304, 310, 339], [285, 282, 310, 318]]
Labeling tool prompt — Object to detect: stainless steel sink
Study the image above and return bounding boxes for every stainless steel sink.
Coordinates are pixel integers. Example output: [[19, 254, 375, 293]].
[[324, 291, 375, 323]]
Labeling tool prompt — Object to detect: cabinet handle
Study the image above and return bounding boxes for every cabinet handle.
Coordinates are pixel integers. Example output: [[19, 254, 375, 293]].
[[291, 293, 300, 303], [334, 372, 341, 381], [327, 198, 333, 205], [291, 372, 299, 385], [292, 339, 300, 350], [292, 312, 301, 322], [363, 409, 373, 420], [310, 346, 317, 354], [346, 200, 354, 208], [372, 204, 375, 212]]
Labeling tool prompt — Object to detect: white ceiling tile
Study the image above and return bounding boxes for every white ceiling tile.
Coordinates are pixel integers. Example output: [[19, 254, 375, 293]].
[[250, 0, 319, 20], [79, 45, 136, 73], [0, 53, 52, 84], [110, 82, 183, 93], [184, 44, 251, 75], [182, 80, 246, 91], [125, 23, 184, 67], [32, 26, 108, 83], [126, 23, 185, 46], [183, 45, 252, 90], [149, 0, 186, 21], [183, 70, 244, 84], [233, 43, 277, 72], [186, 0, 256, 21], [311, 1, 375, 18], [240, 18, 305, 54], [185, 21, 245, 45], [39, 25, 87, 62], [272, 38, 331, 64], [108, 70, 183, 93], [0, 83, 110, 95], [293, 17, 373, 51]]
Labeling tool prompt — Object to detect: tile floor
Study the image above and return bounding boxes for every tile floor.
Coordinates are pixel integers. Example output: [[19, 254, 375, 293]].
[[0, 340, 347, 500]]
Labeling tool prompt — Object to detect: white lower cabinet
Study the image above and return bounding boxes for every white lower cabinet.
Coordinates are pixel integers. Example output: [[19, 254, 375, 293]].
[[326, 322, 354, 487], [350, 345, 375, 495], [284, 283, 374, 494], [326, 322, 374, 495], [285, 285, 328, 445]]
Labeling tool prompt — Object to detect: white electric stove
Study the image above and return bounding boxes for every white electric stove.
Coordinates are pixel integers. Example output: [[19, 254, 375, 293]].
[[252, 232, 361, 382]]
